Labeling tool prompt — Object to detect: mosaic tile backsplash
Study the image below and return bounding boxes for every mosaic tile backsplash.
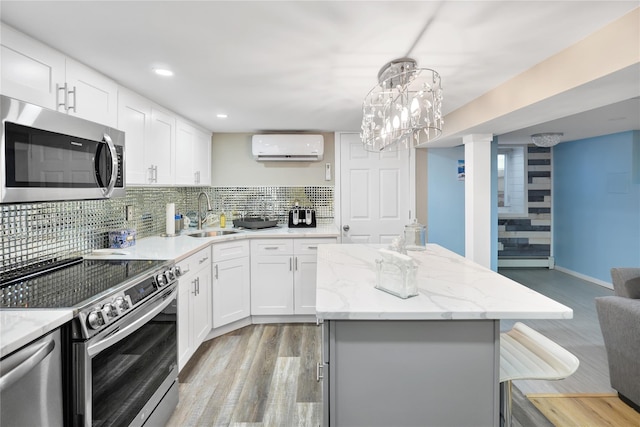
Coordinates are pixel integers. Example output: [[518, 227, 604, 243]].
[[1, 186, 333, 274]]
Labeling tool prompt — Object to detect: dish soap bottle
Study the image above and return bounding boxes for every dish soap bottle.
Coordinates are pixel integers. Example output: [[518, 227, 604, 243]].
[[220, 211, 226, 228]]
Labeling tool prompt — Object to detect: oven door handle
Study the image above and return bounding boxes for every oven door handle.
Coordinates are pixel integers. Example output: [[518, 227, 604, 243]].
[[87, 285, 177, 358]]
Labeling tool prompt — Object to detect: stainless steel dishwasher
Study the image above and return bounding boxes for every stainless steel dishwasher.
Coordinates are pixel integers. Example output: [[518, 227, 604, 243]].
[[0, 328, 64, 427]]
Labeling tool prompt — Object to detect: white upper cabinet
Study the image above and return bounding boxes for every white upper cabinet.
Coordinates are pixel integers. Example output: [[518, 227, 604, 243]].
[[118, 90, 175, 186], [0, 24, 64, 110], [149, 108, 176, 185], [118, 89, 152, 184], [175, 120, 211, 186], [194, 128, 212, 186], [65, 59, 118, 127], [0, 24, 118, 127]]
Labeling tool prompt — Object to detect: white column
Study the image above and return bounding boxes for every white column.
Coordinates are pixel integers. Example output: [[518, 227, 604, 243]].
[[463, 134, 493, 268]]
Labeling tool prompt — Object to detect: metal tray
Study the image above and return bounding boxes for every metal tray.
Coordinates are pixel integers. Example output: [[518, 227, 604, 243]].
[[232, 217, 279, 229]]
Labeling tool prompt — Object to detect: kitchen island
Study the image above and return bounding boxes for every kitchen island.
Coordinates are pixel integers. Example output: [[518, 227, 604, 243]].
[[316, 244, 572, 427]]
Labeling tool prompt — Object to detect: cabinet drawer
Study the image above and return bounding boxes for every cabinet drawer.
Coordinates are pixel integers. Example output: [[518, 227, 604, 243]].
[[177, 246, 211, 275], [251, 239, 293, 255], [293, 238, 337, 255], [212, 240, 249, 261]]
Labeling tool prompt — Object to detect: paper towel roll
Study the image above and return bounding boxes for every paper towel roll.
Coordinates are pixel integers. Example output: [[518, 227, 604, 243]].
[[166, 203, 175, 235]]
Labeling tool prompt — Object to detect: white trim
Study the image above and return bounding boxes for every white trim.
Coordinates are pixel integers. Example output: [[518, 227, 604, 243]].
[[204, 317, 252, 340], [251, 315, 316, 324], [498, 257, 554, 268], [334, 132, 344, 243], [554, 265, 613, 290]]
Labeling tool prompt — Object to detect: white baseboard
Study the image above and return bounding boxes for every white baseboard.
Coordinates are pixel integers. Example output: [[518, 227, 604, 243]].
[[554, 265, 613, 290], [498, 257, 555, 268], [203, 314, 316, 342], [252, 315, 315, 324], [204, 317, 252, 341]]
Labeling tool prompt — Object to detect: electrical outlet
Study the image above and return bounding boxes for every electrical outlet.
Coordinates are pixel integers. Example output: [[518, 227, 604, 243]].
[[325, 163, 331, 181], [125, 205, 134, 221]]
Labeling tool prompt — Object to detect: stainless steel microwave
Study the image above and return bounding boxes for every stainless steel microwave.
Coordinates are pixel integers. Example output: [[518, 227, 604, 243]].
[[1, 95, 125, 204]]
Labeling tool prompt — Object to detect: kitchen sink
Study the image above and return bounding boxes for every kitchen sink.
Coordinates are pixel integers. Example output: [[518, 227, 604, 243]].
[[187, 230, 238, 238]]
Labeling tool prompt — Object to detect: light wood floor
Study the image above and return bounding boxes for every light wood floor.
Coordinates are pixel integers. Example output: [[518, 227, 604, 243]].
[[167, 323, 322, 427], [529, 393, 640, 427], [167, 268, 631, 426]]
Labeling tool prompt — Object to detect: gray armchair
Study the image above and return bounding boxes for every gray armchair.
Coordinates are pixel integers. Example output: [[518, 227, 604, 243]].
[[595, 268, 640, 410]]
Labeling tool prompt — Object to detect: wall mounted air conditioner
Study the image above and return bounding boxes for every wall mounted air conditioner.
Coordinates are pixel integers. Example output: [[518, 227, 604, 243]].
[[252, 134, 324, 162]]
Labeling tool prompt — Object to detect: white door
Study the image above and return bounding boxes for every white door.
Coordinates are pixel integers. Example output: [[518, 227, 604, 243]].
[[338, 132, 411, 244], [192, 264, 212, 346]]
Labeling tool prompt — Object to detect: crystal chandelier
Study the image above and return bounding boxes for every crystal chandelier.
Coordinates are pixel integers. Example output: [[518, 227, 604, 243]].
[[361, 58, 443, 152], [530, 132, 563, 147]]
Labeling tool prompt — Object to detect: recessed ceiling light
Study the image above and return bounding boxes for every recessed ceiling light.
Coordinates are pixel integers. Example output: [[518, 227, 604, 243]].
[[153, 68, 174, 77], [216, 113, 228, 119]]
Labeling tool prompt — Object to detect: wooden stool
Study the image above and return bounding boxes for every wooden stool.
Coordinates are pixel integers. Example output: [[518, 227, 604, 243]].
[[500, 322, 580, 427]]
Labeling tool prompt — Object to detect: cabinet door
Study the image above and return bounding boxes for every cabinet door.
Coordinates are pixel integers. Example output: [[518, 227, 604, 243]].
[[194, 128, 211, 186], [213, 257, 251, 328], [149, 108, 175, 185], [0, 24, 64, 110], [251, 255, 294, 315], [65, 59, 118, 126], [118, 89, 152, 184], [192, 264, 212, 348], [175, 120, 196, 185], [177, 273, 193, 371], [294, 254, 318, 315]]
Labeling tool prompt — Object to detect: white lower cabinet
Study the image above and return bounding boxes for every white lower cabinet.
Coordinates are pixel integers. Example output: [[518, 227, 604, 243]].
[[251, 238, 337, 315], [212, 240, 251, 328], [177, 247, 212, 371]]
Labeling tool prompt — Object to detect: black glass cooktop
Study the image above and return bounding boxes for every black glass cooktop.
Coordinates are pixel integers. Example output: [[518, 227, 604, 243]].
[[0, 258, 168, 309]]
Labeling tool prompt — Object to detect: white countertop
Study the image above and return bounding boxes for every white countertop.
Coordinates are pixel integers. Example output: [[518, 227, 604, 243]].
[[316, 244, 573, 321], [85, 224, 340, 261], [1, 225, 339, 356], [0, 309, 73, 358]]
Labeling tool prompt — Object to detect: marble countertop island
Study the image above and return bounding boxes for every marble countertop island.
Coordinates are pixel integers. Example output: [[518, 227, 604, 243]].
[[316, 243, 573, 321]]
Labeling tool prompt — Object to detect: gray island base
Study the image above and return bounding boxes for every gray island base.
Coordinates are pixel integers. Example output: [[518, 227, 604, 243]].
[[316, 244, 573, 427]]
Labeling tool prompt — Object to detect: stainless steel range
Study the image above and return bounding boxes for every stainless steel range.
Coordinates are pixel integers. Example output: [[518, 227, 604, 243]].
[[0, 257, 182, 427]]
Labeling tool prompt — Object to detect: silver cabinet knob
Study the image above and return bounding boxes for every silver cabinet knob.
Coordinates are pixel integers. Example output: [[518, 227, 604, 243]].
[[343, 225, 350, 232]]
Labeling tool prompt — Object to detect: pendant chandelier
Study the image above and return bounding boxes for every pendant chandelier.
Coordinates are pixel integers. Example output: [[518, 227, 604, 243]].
[[531, 132, 563, 147], [360, 57, 443, 152]]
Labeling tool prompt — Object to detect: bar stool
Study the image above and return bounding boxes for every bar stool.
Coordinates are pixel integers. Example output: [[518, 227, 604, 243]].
[[500, 322, 580, 427]]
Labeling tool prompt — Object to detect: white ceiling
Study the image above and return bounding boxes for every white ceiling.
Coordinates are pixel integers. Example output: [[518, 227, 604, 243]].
[[1, 1, 638, 145]]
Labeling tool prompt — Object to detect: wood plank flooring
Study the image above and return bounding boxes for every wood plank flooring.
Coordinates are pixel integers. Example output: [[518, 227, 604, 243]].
[[167, 323, 322, 427], [528, 394, 640, 427]]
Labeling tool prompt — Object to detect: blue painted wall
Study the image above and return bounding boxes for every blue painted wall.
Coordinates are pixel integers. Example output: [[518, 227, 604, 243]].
[[427, 146, 465, 256], [554, 130, 640, 282]]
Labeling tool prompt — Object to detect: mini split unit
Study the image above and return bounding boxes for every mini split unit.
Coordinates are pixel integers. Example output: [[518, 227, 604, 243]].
[[251, 134, 324, 161]]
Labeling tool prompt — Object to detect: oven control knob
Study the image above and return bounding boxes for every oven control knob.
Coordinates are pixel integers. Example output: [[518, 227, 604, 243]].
[[114, 296, 130, 313], [87, 311, 105, 330], [173, 266, 182, 277], [156, 273, 167, 287], [165, 269, 175, 281], [102, 303, 118, 319]]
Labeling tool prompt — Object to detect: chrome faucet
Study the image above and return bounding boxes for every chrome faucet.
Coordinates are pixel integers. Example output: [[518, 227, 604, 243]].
[[197, 192, 213, 230]]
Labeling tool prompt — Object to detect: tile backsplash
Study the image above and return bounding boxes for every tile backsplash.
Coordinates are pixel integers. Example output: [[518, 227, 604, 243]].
[[1, 186, 333, 274]]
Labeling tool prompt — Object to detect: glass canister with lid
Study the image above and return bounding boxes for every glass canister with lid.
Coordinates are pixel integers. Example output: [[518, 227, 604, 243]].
[[404, 219, 426, 251]]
